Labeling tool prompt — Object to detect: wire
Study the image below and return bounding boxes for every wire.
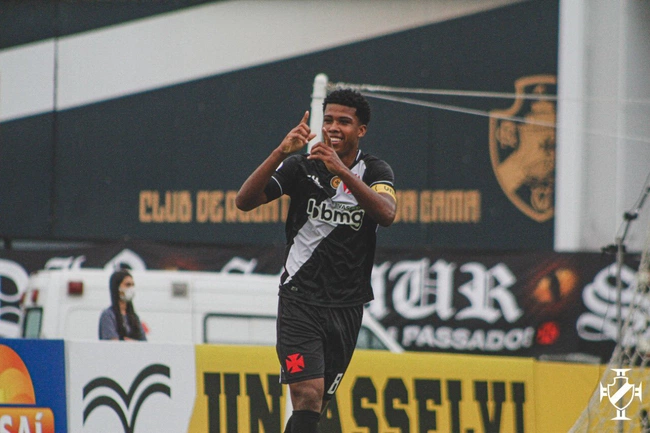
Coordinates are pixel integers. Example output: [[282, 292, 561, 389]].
[[326, 81, 650, 145], [328, 81, 650, 106], [328, 82, 558, 101], [616, 171, 650, 239], [357, 91, 556, 127]]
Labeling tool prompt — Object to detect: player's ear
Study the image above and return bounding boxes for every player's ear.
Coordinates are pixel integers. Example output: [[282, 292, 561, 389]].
[[357, 124, 367, 138]]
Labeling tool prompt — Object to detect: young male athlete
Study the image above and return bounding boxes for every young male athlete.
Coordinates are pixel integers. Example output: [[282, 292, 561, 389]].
[[236, 89, 396, 433]]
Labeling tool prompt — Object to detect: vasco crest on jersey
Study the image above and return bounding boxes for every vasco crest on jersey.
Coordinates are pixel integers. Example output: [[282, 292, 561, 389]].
[[330, 176, 342, 189]]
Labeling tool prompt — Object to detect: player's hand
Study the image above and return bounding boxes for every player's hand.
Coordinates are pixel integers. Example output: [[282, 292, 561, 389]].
[[308, 128, 346, 174], [278, 111, 316, 155]]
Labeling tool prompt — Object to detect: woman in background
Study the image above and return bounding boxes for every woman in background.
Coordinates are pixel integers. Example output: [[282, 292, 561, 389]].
[[98, 269, 147, 341]]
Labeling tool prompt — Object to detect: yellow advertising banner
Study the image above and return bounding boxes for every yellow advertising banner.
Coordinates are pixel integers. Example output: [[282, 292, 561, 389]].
[[188, 345, 602, 433], [337, 350, 534, 433], [533, 361, 602, 432], [189, 345, 286, 433]]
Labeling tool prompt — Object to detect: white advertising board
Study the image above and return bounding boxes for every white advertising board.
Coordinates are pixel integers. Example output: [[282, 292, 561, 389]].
[[66, 340, 196, 433]]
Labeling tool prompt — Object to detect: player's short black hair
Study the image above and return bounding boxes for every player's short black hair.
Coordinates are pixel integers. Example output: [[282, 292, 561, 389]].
[[323, 89, 371, 126]]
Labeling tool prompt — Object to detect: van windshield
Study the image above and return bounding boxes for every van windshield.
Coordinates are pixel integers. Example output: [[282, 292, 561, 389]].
[[22, 307, 43, 339], [204, 314, 276, 345], [356, 326, 388, 350], [204, 313, 389, 351]]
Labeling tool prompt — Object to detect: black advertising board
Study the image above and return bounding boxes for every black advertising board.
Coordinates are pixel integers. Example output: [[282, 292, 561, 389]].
[[0, 241, 635, 363], [370, 248, 624, 362], [0, 1, 559, 249]]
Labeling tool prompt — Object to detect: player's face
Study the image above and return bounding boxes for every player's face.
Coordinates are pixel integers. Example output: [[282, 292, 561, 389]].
[[323, 104, 367, 158]]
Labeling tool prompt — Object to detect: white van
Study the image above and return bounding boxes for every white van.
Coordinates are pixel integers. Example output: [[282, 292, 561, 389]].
[[20, 268, 403, 353]]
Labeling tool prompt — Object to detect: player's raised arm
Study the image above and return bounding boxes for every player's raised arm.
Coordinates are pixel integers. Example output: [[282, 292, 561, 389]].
[[235, 111, 315, 211], [335, 167, 396, 227]]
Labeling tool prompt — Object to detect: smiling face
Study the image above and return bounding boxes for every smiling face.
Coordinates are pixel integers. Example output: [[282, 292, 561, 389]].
[[323, 103, 367, 162]]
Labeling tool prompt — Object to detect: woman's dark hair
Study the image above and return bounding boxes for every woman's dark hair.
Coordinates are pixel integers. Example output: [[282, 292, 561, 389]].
[[323, 89, 371, 126], [109, 269, 144, 340]]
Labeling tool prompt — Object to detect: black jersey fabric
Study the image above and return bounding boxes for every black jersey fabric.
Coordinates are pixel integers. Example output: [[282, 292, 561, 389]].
[[264, 149, 394, 307]]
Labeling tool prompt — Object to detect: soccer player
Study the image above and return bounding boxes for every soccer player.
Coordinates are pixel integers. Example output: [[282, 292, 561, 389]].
[[236, 89, 396, 433]]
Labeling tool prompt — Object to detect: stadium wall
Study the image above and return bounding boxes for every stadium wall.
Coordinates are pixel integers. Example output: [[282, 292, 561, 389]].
[[0, 0, 560, 250], [3, 1, 650, 253]]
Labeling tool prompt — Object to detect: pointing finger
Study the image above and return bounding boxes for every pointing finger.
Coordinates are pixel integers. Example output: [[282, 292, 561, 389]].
[[300, 111, 310, 125], [322, 128, 332, 147]]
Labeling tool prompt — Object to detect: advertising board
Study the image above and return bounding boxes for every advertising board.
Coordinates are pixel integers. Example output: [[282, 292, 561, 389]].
[[65, 341, 195, 433], [0, 339, 67, 433]]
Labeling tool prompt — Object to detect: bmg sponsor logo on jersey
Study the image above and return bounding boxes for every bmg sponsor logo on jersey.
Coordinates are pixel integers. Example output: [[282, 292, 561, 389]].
[[306, 199, 365, 230]]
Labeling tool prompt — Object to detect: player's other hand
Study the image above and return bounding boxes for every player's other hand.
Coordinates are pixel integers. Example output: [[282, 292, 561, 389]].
[[308, 128, 345, 175], [278, 111, 316, 155]]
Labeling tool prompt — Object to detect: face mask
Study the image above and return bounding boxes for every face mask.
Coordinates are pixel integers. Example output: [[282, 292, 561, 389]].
[[120, 287, 135, 302]]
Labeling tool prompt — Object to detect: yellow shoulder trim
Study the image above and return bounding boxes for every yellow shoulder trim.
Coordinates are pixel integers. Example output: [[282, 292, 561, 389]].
[[372, 184, 396, 201]]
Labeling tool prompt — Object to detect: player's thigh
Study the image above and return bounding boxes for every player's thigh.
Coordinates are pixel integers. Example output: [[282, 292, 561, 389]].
[[323, 305, 363, 399], [276, 297, 326, 384]]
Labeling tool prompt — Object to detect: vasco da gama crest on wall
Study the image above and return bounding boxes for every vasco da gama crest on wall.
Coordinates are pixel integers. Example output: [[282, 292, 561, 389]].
[[489, 75, 556, 223]]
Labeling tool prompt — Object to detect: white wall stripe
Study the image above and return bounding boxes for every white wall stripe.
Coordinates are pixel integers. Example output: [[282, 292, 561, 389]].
[[0, 41, 56, 122], [0, 0, 521, 122]]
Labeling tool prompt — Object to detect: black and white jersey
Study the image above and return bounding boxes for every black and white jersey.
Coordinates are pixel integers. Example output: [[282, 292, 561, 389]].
[[264, 149, 395, 307]]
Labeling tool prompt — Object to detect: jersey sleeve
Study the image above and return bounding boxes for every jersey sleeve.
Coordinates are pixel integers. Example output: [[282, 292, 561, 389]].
[[364, 158, 396, 200], [263, 154, 302, 201]]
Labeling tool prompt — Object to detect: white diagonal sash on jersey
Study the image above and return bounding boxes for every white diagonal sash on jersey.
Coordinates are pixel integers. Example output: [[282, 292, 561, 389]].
[[284, 213, 336, 284], [284, 154, 369, 284]]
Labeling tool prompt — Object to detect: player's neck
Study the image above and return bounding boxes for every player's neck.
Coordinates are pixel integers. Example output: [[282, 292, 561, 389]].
[[340, 148, 359, 168]]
